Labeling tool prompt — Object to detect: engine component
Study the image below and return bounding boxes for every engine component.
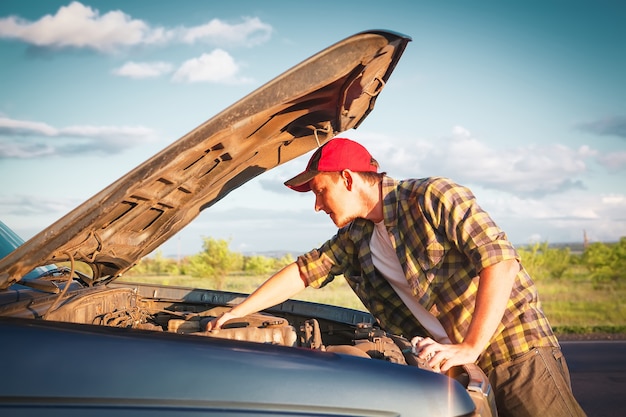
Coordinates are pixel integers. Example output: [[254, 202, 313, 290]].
[[299, 319, 323, 349]]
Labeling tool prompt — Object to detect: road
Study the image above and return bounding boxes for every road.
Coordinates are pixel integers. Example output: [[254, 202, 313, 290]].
[[561, 340, 626, 417]]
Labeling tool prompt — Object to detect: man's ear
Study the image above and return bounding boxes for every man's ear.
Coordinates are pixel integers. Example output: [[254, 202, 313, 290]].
[[341, 170, 354, 191]]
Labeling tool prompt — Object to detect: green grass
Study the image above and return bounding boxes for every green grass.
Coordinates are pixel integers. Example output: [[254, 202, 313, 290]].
[[118, 273, 367, 309], [535, 278, 625, 335], [119, 271, 626, 336]]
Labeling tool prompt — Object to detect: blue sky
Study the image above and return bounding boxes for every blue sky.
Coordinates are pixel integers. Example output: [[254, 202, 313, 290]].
[[1, 1, 625, 257]]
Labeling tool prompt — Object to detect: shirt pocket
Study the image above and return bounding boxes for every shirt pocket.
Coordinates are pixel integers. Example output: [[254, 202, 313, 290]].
[[416, 241, 445, 276], [410, 240, 446, 301]]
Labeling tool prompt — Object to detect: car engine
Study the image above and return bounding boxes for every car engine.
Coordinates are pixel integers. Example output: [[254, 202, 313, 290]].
[[1, 281, 496, 417]]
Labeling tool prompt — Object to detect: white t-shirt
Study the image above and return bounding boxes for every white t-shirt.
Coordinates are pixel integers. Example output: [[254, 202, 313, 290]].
[[370, 221, 451, 343]]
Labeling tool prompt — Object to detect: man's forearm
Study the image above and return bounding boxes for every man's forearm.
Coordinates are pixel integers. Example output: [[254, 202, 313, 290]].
[[462, 258, 519, 354], [230, 262, 307, 318]]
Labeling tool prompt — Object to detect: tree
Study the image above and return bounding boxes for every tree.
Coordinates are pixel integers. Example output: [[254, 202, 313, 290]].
[[126, 249, 179, 276], [187, 237, 242, 289], [243, 255, 275, 275], [517, 242, 548, 280], [242, 253, 296, 275], [275, 253, 295, 269], [543, 247, 571, 280], [582, 238, 626, 286]]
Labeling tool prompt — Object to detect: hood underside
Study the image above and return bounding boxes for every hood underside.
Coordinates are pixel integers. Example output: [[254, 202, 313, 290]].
[[0, 30, 411, 288]]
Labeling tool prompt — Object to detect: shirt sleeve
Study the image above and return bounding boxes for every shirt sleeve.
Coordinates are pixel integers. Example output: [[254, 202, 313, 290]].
[[296, 225, 362, 289], [296, 246, 337, 289], [421, 177, 520, 271]]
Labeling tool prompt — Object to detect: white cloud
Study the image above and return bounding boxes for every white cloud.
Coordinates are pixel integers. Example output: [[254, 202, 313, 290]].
[[596, 151, 626, 173], [602, 194, 625, 205], [0, 2, 272, 53], [360, 127, 599, 198], [0, 140, 56, 159], [112, 61, 173, 79], [0, 117, 58, 136], [577, 115, 626, 139], [113, 54, 252, 83], [0, 116, 157, 159], [0, 195, 79, 217], [470, 187, 626, 244], [0, 1, 169, 53], [179, 17, 272, 47], [172, 49, 252, 84]]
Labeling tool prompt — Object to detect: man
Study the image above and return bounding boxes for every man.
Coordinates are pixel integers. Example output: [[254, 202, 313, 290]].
[[208, 137, 586, 417]]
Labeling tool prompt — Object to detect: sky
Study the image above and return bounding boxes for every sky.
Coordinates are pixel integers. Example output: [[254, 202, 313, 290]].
[[0, 0, 625, 258]]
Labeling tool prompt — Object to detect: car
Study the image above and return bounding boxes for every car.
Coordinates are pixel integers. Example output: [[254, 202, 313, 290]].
[[0, 30, 496, 417]]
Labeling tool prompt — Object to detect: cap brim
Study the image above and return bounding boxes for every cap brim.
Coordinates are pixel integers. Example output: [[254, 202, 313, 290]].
[[284, 170, 319, 192]]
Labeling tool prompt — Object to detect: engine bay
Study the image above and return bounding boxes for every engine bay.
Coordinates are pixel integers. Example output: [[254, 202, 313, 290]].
[[92, 296, 422, 368], [33, 285, 424, 368], [0, 281, 496, 417]]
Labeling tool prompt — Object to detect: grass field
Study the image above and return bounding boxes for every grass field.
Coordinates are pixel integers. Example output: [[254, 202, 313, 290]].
[[119, 271, 626, 337], [535, 278, 625, 336], [119, 273, 367, 309]]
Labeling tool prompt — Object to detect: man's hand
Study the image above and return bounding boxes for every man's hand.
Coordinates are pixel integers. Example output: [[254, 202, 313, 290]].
[[205, 310, 240, 331], [413, 259, 518, 373], [414, 337, 481, 373], [204, 262, 307, 332]]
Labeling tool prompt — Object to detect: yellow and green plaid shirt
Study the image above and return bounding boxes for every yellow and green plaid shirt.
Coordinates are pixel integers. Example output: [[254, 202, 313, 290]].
[[296, 176, 558, 373]]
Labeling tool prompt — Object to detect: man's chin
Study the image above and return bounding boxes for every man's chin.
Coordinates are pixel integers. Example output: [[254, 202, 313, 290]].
[[332, 215, 355, 228], [329, 215, 343, 228]]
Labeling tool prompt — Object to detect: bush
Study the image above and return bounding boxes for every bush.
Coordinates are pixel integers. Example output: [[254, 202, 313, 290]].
[[127, 250, 180, 276], [581, 237, 626, 286], [243, 255, 276, 275]]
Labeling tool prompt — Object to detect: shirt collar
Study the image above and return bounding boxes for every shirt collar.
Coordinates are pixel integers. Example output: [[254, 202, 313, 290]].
[[381, 176, 399, 228]]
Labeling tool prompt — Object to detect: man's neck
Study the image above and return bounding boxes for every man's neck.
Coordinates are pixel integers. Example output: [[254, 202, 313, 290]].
[[363, 182, 384, 223]]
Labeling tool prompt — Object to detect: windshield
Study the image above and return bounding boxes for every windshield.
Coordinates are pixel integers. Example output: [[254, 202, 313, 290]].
[[0, 221, 57, 281]]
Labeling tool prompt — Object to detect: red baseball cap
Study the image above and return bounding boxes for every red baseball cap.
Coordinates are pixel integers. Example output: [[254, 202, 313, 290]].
[[284, 138, 378, 192]]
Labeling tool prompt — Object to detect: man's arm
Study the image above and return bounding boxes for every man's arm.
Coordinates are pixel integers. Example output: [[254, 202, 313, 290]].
[[416, 258, 518, 372], [206, 262, 308, 330]]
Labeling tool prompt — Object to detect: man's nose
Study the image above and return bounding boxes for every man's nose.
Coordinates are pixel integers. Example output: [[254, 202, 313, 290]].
[[314, 197, 323, 212]]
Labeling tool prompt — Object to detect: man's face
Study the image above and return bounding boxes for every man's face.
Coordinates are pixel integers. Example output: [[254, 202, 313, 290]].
[[309, 172, 357, 228]]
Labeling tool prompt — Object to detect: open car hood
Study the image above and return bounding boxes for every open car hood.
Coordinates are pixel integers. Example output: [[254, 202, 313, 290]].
[[0, 30, 410, 289]]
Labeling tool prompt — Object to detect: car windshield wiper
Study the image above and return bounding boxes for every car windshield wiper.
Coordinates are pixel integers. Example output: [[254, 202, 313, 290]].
[[19, 266, 92, 294], [19, 278, 60, 294], [39, 266, 94, 287]]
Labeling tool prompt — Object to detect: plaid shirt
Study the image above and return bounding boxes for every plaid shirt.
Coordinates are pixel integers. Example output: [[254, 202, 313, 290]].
[[296, 176, 558, 373]]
